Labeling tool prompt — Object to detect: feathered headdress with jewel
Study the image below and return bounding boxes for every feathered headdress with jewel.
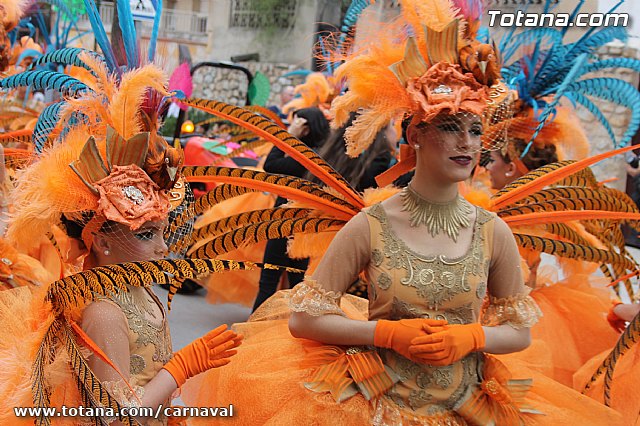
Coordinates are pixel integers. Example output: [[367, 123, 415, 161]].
[[4, 0, 185, 253], [330, 0, 513, 159]]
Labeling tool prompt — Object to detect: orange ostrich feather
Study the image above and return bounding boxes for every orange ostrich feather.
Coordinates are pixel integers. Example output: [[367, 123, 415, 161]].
[[7, 125, 99, 252]]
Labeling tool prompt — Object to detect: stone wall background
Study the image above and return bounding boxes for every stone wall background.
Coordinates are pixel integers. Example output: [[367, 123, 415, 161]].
[[191, 61, 306, 107], [575, 42, 640, 191]]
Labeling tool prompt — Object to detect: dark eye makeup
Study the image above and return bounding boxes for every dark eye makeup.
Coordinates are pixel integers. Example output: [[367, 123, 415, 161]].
[[134, 230, 156, 241]]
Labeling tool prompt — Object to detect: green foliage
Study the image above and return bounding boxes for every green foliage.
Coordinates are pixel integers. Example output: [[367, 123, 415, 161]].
[[160, 115, 177, 137]]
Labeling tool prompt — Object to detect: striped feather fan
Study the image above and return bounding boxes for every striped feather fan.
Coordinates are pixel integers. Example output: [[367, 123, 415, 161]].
[[181, 98, 364, 210], [171, 207, 312, 254], [188, 217, 345, 259], [584, 311, 640, 407], [167, 184, 257, 238], [489, 147, 640, 300], [183, 166, 359, 221]]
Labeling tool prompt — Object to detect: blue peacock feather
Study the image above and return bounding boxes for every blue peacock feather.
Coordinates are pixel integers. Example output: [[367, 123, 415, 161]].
[[32, 102, 65, 153], [115, 0, 139, 68], [82, 0, 119, 74], [148, 0, 163, 62], [0, 71, 88, 97], [27, 48, 105, 73], [494, 0, 640, 154]]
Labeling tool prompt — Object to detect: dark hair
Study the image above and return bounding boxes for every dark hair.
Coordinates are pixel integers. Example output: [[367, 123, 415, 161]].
[[292, 107, 330, 148], [501, 138, 558, 171], [60, 213, 118, 241], [305, 113, 392, 191]]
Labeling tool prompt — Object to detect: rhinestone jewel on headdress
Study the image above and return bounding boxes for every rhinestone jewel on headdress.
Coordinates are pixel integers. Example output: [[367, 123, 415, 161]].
[[122, 186, 145, 205], [432, 84, 453, 95]]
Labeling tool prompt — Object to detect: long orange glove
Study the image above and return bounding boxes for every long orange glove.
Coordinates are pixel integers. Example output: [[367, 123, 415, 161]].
[[374, 319, 447, 360], [607, 301, 626, 333], [408, 323, 485, 366], [163, 324, 242, 387]]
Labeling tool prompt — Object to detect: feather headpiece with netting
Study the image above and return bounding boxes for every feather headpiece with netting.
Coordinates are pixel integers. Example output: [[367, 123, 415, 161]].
[[498, 0, 640, 158], [3, 0, 187, 254], [330, 0, 514, 159]]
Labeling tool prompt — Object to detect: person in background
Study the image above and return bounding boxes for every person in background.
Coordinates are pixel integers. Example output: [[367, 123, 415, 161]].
[[253, 107, 330, 311], [305, 112, 394, 192], [268, 85, 295, 121]]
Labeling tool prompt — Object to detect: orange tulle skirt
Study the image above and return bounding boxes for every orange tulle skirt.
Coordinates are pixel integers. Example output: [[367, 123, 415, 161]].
[[574, 344, 640, 425], [505, 265, 618, 387], [0, 286, 80, 425], [191, 192, 275, 307], [182, 291, 623, 425]]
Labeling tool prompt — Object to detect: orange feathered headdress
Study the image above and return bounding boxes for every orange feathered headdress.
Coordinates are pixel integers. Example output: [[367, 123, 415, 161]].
[[331, 0, 513, 159], [7, 60, 185, 253], [331, 0, 513, 188]]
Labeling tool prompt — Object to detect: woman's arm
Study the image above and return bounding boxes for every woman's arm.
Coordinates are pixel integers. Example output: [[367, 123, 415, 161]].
[[481, 217, 541, 354], [82, 301, 177, 424], [289, 313, 377, 345], [482, 324, 531, 354], [288, 213, 374, 345]]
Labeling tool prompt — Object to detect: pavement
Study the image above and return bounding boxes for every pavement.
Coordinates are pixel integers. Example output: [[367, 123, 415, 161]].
[[152, 286, 251, 350]]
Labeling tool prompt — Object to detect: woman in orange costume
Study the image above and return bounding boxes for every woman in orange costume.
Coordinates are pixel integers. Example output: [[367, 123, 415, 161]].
[[0, 4, 247, 423], [482, 107, 620, 386], [181, 1, 624, 424]]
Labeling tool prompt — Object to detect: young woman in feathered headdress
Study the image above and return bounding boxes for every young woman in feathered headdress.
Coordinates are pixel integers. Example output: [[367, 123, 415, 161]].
[[0, 3, 245, 423], [179, 1, 626, 424]]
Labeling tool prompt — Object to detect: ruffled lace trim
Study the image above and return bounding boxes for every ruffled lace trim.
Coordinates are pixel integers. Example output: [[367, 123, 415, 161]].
[[481, 290, 542, 329], [289, 278, 346, 317]]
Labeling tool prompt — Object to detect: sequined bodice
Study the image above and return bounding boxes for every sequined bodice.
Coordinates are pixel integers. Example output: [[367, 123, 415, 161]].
[[106, 287, 173, 386], [364, 203, 495, 417]]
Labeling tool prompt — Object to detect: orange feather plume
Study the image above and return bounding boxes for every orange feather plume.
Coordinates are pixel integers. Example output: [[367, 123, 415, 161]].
[[109, 65, 169, 139], [7, 125, 99, 252]]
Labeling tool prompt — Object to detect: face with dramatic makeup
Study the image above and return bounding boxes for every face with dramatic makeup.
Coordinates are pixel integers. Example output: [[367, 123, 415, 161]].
[[407, 112, 483, 185], [92, 219, 169, 266]]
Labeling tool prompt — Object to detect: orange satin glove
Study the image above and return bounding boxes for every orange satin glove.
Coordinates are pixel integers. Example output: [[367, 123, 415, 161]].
[[408, 323, 485, 366], [607, 301, 626, 333], [374, 319, 448, 360], [163, 324, 243, 387]]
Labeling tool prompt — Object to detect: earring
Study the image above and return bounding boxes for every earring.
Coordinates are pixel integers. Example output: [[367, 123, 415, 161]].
[[414, 144, 421, 149], [104, 249, 110, 256]]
